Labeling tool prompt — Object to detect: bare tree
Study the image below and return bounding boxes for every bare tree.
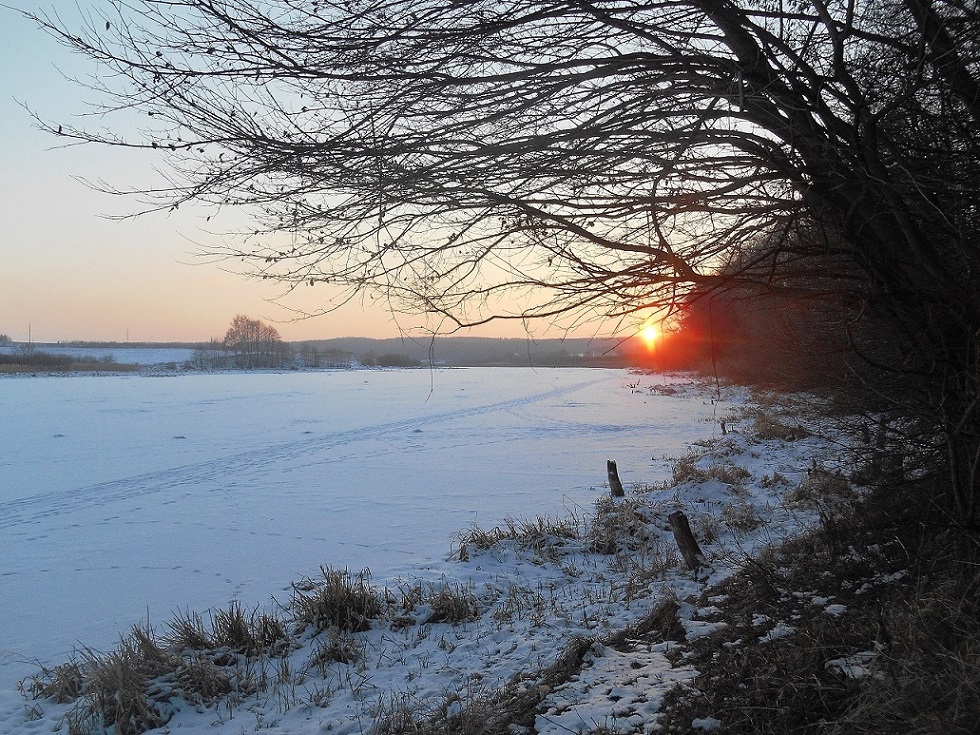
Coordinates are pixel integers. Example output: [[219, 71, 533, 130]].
[[224, 314, 288, 368], [23, 1, 980, 521]]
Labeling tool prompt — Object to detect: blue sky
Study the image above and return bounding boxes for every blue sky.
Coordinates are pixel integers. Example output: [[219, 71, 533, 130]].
[[0, 2, 479, 342]]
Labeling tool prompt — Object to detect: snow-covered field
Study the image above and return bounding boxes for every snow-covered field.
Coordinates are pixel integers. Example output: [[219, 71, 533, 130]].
[[0, 368, 848, 734]]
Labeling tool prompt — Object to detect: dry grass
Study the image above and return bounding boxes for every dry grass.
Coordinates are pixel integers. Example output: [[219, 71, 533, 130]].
[[75, 625, 176, 735], [720, 500, 762, 532], [173, 654, 232, 705], [21, 660, 84, 703], [828, 549, 980, 735], [166, 610, 213, 651], [590, 497, 678, 591], [785, 464, 856, 517], [658, 472, 976, 735], [425, 582, 481, 624], [167, 603, 289, 656], [25, 606, 292, 735], [212, 601, 289, 655], [290, 567, 387, 634], [305, 629, 367, 674], [370, 693, 423, 735], [752, 410, 811, 441], [589, 496, 652, 555], [455, 515, 581, 563], [671, 451, 751, 487]]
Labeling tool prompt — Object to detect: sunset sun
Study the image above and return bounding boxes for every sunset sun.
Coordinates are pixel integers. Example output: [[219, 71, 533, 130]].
[[641, 324, 660, 347]]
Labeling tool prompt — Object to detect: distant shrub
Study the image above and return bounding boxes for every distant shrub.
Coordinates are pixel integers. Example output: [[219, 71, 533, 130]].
[[361, 352, 422, 367]]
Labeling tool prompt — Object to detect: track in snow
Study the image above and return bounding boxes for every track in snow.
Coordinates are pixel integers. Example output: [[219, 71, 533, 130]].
[[0, 375, 607, 531]]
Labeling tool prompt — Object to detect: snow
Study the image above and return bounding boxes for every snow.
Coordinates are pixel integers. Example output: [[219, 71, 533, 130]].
[[0, 367, 851, 734], [825, 651, 877, 680]]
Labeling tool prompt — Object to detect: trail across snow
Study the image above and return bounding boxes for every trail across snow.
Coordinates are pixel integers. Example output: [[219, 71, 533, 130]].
[[0, 372, 607, 530]]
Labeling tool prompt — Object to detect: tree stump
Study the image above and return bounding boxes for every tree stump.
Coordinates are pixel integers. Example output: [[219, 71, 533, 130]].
[[668, 510, 706, 571], [607, 460, 625, 497]]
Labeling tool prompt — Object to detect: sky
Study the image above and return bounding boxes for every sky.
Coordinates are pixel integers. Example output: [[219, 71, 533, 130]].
[[0, 2, 559, 344]]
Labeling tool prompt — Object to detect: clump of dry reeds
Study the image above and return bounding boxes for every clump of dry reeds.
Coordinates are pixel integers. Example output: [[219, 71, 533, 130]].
[[290, 566, 387, 634]]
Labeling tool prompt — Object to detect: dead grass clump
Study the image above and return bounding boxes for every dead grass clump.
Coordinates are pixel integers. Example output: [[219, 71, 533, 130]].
[[166, 610, 213, 651], [693, 511, 722, 544], [589, 496, 652, 555], [290, 567, 386, 634], [786, 464, 856, 514], [456, 515, 580, 562], [752, 410, 811, 441], [590, 498, 677, 589], [175, 654, 233, 704], [166, 603, 289, 657], [22, 659, 84, 704], [671, 453, 751, 487], [425, 582, 481, 624], [370, 693, 422, 735], [610, 597, 687, 647], [464, 516, 579, 546], [27, 609, 293, 734], [760, 471, 790, 489], [79, 624, 176, 735], [212, 601, 289, 656], [721, 501, 762, 533], [305, 629, 367, 674]]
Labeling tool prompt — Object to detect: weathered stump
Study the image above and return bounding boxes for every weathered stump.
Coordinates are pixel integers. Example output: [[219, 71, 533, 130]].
[[668, 510, 706, 571], [607, 460, 625, 497]]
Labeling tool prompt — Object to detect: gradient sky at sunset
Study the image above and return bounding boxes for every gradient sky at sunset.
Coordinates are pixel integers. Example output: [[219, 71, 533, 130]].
[[0, 2, 556, 344]]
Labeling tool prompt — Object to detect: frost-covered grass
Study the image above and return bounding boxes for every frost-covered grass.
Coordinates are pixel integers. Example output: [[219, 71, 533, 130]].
[[1, 372, 868, 735]]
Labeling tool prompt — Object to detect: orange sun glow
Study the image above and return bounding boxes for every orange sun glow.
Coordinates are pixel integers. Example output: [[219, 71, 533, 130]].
[[641, 325, 660, 347]]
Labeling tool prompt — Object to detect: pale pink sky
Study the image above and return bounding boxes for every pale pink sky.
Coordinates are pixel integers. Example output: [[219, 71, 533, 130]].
[[0, 3, 568, 344]]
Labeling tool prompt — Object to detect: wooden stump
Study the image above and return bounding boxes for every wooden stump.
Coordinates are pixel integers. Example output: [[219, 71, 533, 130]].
[[668, 510, 706, 571], [607, 460, 625, 497]]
